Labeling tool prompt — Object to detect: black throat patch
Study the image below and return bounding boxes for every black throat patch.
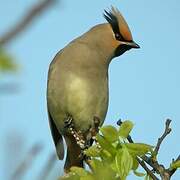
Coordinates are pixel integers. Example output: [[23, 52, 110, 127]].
[[114, 44, 131, 57]]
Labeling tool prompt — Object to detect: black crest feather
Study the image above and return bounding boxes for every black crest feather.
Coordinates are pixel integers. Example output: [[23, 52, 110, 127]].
[[103, 9, 124, 41]]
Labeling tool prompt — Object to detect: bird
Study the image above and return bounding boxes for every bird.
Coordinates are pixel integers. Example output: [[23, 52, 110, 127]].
[[47, 6, 140, 172]]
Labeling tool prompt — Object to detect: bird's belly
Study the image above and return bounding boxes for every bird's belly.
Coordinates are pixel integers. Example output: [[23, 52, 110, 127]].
[[64, 75, 108, 132]]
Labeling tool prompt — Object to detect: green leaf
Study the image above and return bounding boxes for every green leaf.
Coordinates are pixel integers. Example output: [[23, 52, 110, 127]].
[[100, 125, 119, 142], [145, 174, 149, 180], [84, 145, 100, 157], [100, 149, 112, 160], [60, 172, 80, 180], [115, 147, 133, 180], [121, 147, 133, 177], [170, 160, 180, 169], [144, 174, 153, 180], [133, 170, 146, 177], [90, 159, 103, 172], [114, 149, 122, 174], [0, 48, 17, 72], [118, 120, 134, 139], [125, 143, 153, 156], [96, 134, 116, 155], [70, 167, 88, 177], [80, 175, 94, 180], [90, 159, 117, 180], [132, 158, 139, 170]]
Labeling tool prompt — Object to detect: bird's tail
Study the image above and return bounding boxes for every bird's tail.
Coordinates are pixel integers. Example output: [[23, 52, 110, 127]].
[[64, 135, 84, 172]]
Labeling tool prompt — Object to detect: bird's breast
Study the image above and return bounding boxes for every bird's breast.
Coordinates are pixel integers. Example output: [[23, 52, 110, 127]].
[[64, 73, 109, 132]]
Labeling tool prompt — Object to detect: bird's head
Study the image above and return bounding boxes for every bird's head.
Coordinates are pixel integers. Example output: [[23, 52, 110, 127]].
[[103, 6, 140, 57]]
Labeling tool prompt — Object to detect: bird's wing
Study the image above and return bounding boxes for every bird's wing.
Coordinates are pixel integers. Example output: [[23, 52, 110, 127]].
[[48, 107, 64, 160]]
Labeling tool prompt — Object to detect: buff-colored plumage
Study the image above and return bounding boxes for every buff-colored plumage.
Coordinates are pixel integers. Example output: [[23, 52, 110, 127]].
[[111, 6, 133, 41], [47, 6, 139, 172]]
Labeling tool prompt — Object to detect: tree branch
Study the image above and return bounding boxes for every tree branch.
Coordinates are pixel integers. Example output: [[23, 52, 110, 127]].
[[11, 143, 43, 180], [137, 158, 159, 180], [153, 119, 172, 157], [169, 155, 180, 177], [38, 153, 57, 180], [0, 0, 57, 46], [117, 119, 179, 180], [0, 82, 19, 94]]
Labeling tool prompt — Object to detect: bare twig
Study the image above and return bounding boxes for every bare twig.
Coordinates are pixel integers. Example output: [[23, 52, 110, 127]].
[[153, 119, 172, 157], [169, 155, 180, 177], [11, 143, 43, 180], [149, 119, 173, 180], [141, 155, 157, 171], [0, 0, 57, 46], [38, 153, 57, 180], [0, 83, 20, 94], [137, 158, 159, 180]]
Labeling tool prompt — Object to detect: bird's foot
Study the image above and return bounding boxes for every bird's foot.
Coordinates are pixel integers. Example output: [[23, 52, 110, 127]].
[[64, 115, 86, 149], [80, 117, 101, 168], [74, 131, 86, 149], [64, 115, 74, 128], [64, 115, 101, 160], [87, 116, 101, 143]]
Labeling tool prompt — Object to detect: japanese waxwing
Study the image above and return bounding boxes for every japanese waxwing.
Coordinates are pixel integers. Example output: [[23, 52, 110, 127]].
[[47, 6, 140, 172]]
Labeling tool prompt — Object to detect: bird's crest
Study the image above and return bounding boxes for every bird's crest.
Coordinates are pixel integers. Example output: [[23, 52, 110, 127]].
[[104, 6, 133, 41]]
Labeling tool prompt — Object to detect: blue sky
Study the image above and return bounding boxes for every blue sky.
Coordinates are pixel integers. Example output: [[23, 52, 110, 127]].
[[0, 0, 180, 179]]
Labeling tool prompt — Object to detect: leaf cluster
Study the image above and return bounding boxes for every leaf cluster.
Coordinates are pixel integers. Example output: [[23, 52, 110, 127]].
[[0, 47, 17, 72], [61, 121, 154, 180]]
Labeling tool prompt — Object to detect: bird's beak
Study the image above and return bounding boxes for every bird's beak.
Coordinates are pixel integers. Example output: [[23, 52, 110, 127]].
[[121, 41, 140, 49]]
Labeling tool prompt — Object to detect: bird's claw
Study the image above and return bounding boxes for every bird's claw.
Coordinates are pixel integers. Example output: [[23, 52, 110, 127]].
[[64, 115, 101, 151], [64, 115, 86, 149], [89, 116, 101, 141], [64, 115, 74, 128]]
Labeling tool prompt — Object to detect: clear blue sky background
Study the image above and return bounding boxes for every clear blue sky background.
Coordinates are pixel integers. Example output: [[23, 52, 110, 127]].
[[0, 0, 180, 179]]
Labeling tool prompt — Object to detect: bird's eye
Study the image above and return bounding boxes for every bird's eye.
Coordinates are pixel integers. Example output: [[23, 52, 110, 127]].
[[115, 33, 121, 40]]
